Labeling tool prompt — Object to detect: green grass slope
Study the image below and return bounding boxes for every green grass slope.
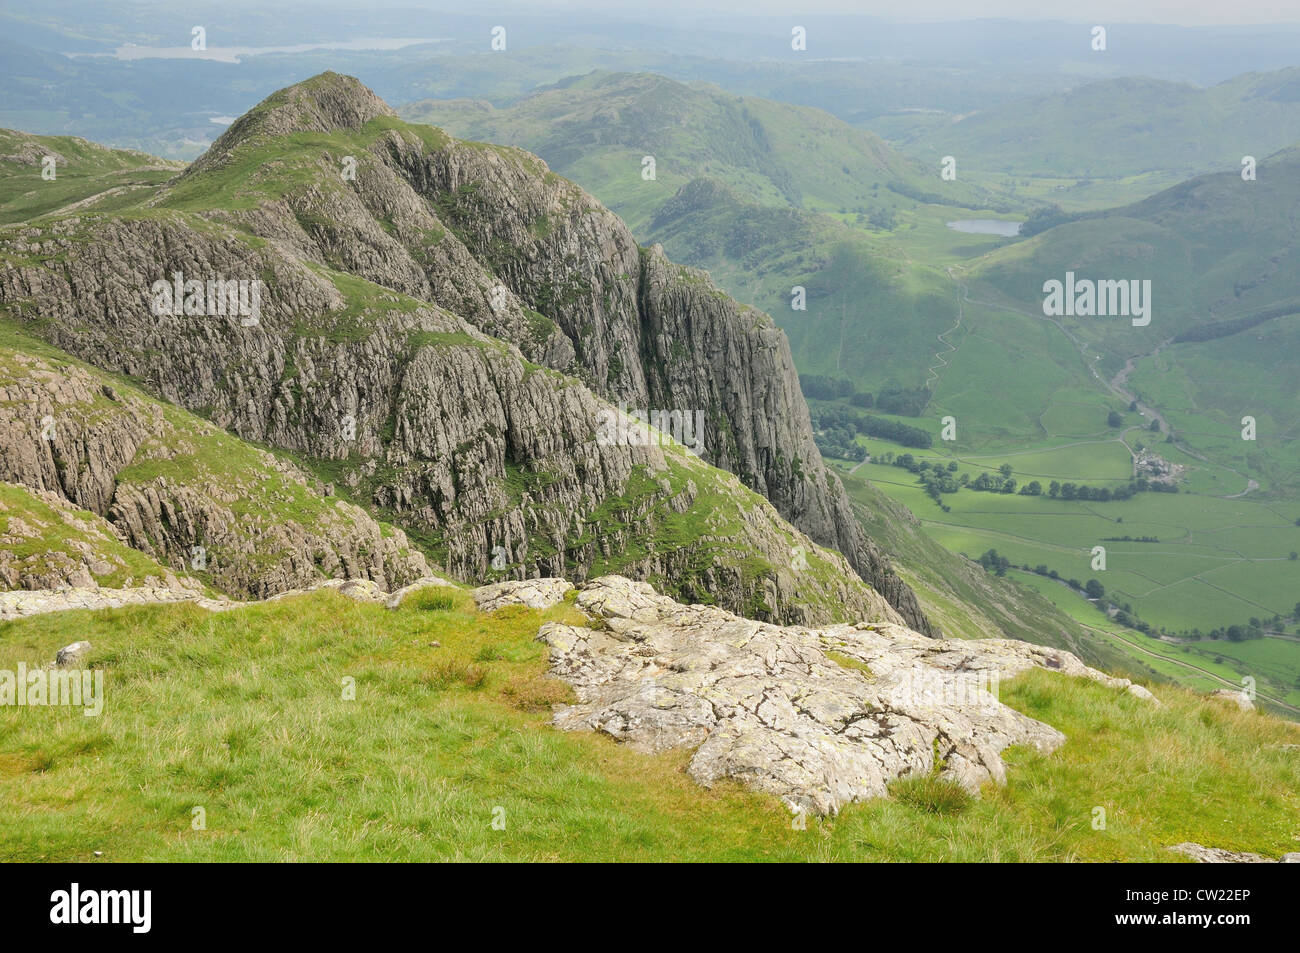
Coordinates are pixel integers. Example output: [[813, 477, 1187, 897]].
[[906, 70, 1300, 211], [0, 128, 183, 225], [1, 587, 1297, 861], [834, 467, 1135, 675], [401, 70, 1000, 230]]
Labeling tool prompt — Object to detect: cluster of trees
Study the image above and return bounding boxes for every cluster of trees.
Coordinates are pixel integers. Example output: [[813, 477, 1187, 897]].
[[810, 405, 933, 460], [1171, 608, 1298, 643], [812, 417, 868, 461], [860, 207, 896, 230], [1172, 301, 1300, 345], [975, 552, 1151, 631], [1046, 478, 1177, 501], [799, 374, 857, 401], [799, 375, 930, 418], [1018, 203, 1086, 237], [875, 385, 931, 417], [885, 181, 1018, 213], [884, 454, 1177, 507]]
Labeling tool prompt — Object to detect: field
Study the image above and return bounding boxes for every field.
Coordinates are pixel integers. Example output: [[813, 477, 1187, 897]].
[[838, 430, 1300, 708], [2, 585, 1299, 861]]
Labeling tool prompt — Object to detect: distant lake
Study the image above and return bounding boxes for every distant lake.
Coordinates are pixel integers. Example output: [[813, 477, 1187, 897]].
[[71, 37, 445, 64], [946, 219, 1022, 237]]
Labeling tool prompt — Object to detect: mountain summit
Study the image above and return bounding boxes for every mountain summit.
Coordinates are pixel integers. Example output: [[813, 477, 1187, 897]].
[[0, 73, 929, 630]]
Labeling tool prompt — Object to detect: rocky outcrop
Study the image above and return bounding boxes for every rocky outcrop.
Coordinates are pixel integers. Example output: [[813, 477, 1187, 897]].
[[0, 322, 897, 623], [534, 575, 1155, 815], [0, 571, 561, 622], [1209, 688, 1255, 711], [0, 346, 430, 599], [473, 577, 573, 612], [0, 481, 195, 591], [0, 573, 460, 621], [374, 103, 930, 631], [1170, 843, 1300, 863], [0, 72, 930, 632], [1, 584, 221, 620]]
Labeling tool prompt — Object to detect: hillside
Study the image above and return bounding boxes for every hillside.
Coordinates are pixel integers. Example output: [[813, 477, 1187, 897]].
[[0, 128, 183, 223], [972, 144, 1300, 497], [904, 69, 1300, 210], [2, 574, 1297, 860], [402, 73, 1018, 405], [401, 70, 1001, 229], [401, 72, 1214, 667], [0, 74, 933, 628], [399, 72, 1300, 698], [0, 326, 429, 599]]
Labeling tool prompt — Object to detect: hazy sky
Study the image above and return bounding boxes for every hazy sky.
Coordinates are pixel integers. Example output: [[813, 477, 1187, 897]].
[[516, 0, 1300, 27]]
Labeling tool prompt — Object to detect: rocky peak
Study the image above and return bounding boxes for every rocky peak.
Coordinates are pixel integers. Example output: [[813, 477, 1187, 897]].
[[0, 74, 932, 631], [185, 71, 397, 176]]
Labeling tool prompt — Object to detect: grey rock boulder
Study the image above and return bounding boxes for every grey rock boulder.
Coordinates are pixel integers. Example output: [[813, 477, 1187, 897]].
[[537, 575, 1154, 815], [54, 641, 91, 667], [473, 578, 573, 612]]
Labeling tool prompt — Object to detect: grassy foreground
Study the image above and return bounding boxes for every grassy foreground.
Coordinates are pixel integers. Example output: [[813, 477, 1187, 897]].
[[2, 586, 1298, 862]]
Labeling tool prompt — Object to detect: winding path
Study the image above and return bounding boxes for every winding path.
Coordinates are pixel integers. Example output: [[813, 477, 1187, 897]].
[[953, 277, 1259, 499], [924, 268, 967, 390]]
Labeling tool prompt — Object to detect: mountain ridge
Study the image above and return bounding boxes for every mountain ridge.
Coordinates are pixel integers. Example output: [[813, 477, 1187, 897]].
[[0, 72, 927, 629]]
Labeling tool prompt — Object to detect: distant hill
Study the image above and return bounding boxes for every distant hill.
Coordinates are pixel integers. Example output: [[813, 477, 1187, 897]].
[[402, 70, 1000, 229], [905, 70, 1300, 209]]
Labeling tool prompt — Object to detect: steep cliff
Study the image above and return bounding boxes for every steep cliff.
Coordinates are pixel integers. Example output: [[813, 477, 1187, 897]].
[[0, 332, 429, 598], [0, 281, 897, 626], [0, 73, 928, 630]]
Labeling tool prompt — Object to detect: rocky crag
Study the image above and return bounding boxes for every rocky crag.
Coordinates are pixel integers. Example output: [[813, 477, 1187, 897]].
[[0, 72, 928, 631], [0, 313, 899, 625], [0, 568, 1153, 816], [0, 342, 429, 598], [498, 574, 1155, 815]]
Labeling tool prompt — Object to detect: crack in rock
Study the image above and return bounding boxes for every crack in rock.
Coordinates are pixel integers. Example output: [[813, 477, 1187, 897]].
[[531, 574, 1158, 816]]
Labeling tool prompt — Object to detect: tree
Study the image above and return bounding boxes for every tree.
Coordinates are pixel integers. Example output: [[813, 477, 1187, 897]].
[[1085, 579, 1106, 600], [999, 463, 1013, 478], [1149, 419, 1161, 431], [1108, 411, 1124, 428], [868, 207, 896, 230], [1129, 401, 1138, 411], [1049, 480, 1061, 498]]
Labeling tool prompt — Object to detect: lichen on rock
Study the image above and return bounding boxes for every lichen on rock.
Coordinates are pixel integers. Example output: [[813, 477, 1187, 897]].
[[538, 575, 1157, 815]]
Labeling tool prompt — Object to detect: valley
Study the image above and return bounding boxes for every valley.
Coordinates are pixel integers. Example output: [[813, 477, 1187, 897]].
[[3, 4, 1300, 873], [406, 69, 1300, 714]]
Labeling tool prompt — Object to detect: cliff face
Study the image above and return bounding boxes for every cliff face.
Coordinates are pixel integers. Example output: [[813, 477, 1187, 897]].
[[0, 343, 430, 598], [0, 72, 929, 631]]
